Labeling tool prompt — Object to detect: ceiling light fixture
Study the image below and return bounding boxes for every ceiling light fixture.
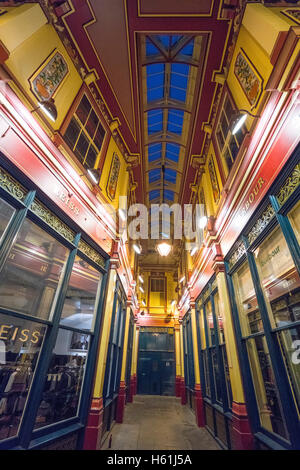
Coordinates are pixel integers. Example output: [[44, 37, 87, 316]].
[[118, 208, 126, 221], [139, 286, 144, 293], [198, 215, 208, 229], [31, 99, 58, 122], [133, 243, 142, 255], [190, 246, 198, 257], [171, 300, 176, 307], [138, 275, 144, 283], [157, 242, 172, 257], [231, 109, 260, 135], [141, 300, 146, 307], [87, 168, 101, 185], [179, 275, 185, 284]]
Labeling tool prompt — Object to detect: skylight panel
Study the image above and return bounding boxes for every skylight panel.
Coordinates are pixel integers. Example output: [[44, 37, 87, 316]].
[[149, 190, 160, 201], [170, 63, 190, 102], [166, 143, 180, 162], [149, 168, 161, 183], [155, 35, 170, 49], [164, 168, 177, 184], [171, 35, 183, 47], [148, 143, 162, 162], [180, 39, 194, 57], [167, 109, 184, 135], [164, 190, 174, 201], [147, 109, 163, 134], [146, 38, 161, 56], [146, 63, 165, 102]]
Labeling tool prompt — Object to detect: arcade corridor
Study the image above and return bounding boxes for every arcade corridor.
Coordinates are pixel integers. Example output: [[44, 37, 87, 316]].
[[102, 396, 220, 450], [0, 0, 300, 452]]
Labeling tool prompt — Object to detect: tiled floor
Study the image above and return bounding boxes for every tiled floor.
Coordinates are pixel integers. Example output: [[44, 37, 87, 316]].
[[102, 395, 221, 450]]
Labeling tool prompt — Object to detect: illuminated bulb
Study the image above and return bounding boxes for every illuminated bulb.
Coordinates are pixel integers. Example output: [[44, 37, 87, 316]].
[[171, 300, 176, 307], [157, 242, 171, 257], [179, 276, 185, 284], [139, 286, 144, 293], [232, 113, 247, 135], [198, 216, 208, 229], [141, 300, 146, 307], [133, 244, 142, 255], [118, 208, 126, 221], [190, 246, 198, 256]]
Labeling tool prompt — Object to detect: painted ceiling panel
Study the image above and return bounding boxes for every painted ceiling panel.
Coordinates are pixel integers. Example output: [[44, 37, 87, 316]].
[[139, 0, 213, 16], [87, 0, 135, 135]]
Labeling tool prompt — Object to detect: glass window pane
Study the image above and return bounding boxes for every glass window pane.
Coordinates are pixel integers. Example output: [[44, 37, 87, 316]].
[[254, 225, 300, 327], [229, 136, 239, 161], [277, 326, 300, 416], [0, 198, 15, 242], [0, 314, 46, 441], [212, 348, 222, 404], [224, 97, 234, 121], [202, 350, 210, 397], [84, 146, 97, 170], [246, 336, 288, 439], [288, 201, 300, 244], [74, 132, 89, 163], [222, 345, 233, 409], [0, 218, 69, 320], [232, 261, 263, 336], [60, 256, 103, 331], [76, 95, 91, 125], [214, 291, 225, 344], [224, 148, 233, 173], [34, 328, 90, 429], [94, 124, 105, 150], [85, 110, 98, 139], [205, 300, 215, 346], [64, 117, 81, 150]]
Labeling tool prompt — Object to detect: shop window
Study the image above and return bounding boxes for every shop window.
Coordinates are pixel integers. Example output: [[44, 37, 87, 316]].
[[34, 328, 90, 429], [150, 277, 166, 307], [288, 200, 300, 244], [59, 256, 103, 331], [254, 225, 300, 415], [216, 94, 245, 175], [63, 94, 105, 169], [0, 315, 46, 440], [0, 218, 69, 320], [183, 313, 195, 390], [232, 260, 288, 439], [0, 198, 15, 242]]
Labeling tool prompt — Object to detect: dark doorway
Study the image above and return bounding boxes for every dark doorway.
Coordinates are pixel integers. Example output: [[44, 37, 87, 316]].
[[137, 328, 175, 396]]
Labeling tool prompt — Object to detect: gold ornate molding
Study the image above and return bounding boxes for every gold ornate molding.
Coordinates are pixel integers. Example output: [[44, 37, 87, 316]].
[[30, 199, 75, 243], [276, 163, 300, 207], [78, 239, 106, 268], [0, 166, 27, 202]]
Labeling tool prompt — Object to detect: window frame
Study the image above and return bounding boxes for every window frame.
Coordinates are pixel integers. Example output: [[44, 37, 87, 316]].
[[0, 162, 108, 450]]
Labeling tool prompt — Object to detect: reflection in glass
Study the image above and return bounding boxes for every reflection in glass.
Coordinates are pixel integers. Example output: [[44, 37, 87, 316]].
[[202, 350, 210, 398], [0, 218, 69, 320], [277, 325, 300, 415], [0, 314, 46, 441], [222, 345, 233, 409], [211, 348, 222, 404], [247, 336, 288, 439], [254, 226, 300, 327], [60, 256, 103, 330], [214, 291, 225, 344], [34, 328, 89, 429], [0, 198, 15, 242], [232, 261, 263, 336], [288, 201, 300, 244], [205, 300, 215, 346]]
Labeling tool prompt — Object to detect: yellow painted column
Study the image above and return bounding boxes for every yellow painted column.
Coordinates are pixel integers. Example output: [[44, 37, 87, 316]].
[[214, 260, 253, 449], [92, 267, 117, 399], [83, 264, 117, 449], [190, 301, 205, 426], [174, 325, 181, 397], [120, 305, 131, 383], [116, 304, 131, 423]]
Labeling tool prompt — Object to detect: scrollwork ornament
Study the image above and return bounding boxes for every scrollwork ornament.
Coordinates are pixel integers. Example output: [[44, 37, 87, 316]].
[[30, 200, 75, 243], [0, 167, 27, 201], [247, 205, 275, 245], [276, 164, 300, 207]]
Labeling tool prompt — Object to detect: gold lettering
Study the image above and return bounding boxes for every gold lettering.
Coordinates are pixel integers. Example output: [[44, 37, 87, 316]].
[[11, 327, 18, 341], [31, 331, 40, 344], [19, 329, 29, 342], [0, 325, 10, 340]]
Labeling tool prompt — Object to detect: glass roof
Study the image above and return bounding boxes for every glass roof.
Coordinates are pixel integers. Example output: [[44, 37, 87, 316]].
[[143, 34, 197, 205]]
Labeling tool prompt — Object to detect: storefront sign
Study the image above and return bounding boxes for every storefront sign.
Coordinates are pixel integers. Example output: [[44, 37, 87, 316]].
[[240, 177, 266, 218], [0, 324, 43, 344], [54, 188, 80, 216]]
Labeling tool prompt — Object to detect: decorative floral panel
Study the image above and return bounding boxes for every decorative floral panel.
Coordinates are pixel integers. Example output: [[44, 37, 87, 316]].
[[107, 153, 121, 200], [234, 50, 262, 107], [30, 50, 68, 102]]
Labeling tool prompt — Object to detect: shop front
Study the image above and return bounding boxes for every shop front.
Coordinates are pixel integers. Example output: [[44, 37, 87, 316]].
[[0, 159, 109, 449], [226, 147, 300, 449]]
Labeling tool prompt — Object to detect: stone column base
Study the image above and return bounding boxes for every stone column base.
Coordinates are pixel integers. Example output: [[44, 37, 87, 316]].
[[180, 377, 187, 405], [116, 381, 126, 423], [83, 398, 104, 450], [194, 384, 205, 427], [231, 402, 254, 450]]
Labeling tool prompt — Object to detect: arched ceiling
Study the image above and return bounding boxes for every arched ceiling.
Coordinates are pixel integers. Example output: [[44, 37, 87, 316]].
[[55, 0, 244, 269]]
